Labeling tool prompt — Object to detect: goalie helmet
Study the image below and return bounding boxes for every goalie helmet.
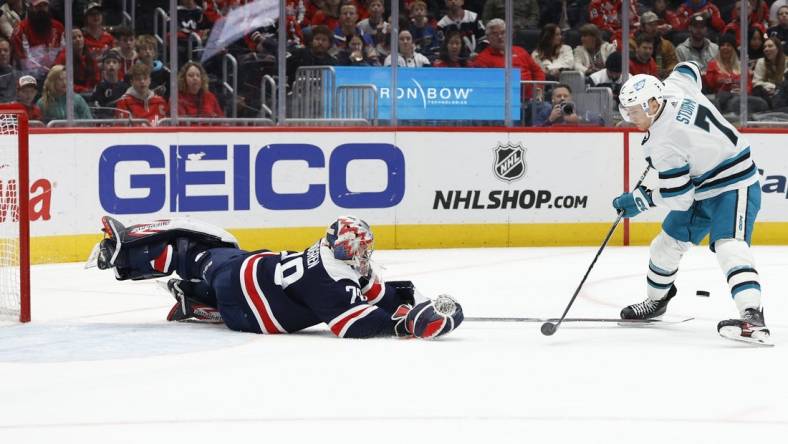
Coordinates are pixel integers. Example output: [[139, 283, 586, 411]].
[[325, 215, 375, 275], [618, 74, 664, 123]]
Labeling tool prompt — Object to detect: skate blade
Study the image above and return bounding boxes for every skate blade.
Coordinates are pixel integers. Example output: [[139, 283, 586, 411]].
[[718, 327, 774, 347]]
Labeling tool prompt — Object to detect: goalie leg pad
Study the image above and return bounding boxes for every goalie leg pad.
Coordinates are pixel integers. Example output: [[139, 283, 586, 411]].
[[647, 231, 691, 300], [715, 238, 761, 314]]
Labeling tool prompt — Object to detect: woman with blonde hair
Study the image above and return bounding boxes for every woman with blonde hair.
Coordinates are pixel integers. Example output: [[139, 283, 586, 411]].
[[177, 61, 224, 118], [36, 65, 93, 122], [705, 32, 768, 113], [573, 23, 617, 75]]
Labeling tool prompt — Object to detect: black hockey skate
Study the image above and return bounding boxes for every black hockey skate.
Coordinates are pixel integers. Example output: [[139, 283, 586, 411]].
[[620, 285, 677, 320], [717, 308, 771, 346], [164, 279, 223, 324]]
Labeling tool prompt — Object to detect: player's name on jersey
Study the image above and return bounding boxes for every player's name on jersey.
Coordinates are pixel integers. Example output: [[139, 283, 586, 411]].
[[432, 190, 589, 210]]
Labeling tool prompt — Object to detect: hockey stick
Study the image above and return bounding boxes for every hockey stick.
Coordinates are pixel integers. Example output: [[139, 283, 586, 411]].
[[541, 164, 652, 336]]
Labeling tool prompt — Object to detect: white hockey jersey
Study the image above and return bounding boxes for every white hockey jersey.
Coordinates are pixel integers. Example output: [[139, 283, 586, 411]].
[[641, 63, 758, 211]]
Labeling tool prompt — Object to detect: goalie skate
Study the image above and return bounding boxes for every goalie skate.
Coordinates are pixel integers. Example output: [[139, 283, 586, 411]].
[[620, 285, 677, 320], [162, 279, 223, 324], [717, 308, 772, 347]]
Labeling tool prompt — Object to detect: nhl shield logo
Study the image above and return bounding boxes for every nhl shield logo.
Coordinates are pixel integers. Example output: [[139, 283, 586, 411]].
[[493, 142, 527, 182]]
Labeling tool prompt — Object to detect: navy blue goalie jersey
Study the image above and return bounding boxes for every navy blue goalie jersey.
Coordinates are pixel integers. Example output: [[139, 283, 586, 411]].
[[216, 240, 401, 338]]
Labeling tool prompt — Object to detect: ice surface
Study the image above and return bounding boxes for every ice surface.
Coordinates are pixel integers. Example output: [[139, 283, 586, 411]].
[[1, 246, 786, 443]]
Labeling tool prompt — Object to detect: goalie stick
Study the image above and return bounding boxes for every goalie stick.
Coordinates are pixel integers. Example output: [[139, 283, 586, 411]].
[[541, 164, 652, 337]]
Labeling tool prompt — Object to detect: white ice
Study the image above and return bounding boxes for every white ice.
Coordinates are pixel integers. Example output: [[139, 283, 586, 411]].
[[1, 245, 787, 443]]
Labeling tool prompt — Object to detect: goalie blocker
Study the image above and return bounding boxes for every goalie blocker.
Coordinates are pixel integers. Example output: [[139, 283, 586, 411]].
[[86, 216, 463, 339]]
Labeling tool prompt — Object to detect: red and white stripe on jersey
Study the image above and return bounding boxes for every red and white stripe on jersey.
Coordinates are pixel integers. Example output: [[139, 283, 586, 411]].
[[361, 278, 385, 305], [150, 245, 173, 273], [239, 252, 287, 334], [328, 304, 379, 337]]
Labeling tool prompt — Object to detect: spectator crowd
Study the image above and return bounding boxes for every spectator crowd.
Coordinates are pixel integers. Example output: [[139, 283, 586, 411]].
[[0, 0, 786, 125]]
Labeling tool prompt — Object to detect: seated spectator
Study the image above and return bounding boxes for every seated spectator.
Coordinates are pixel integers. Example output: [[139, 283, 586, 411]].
[[704, 33, 747, 93], [177, 61, 224, 118], [675, 0, 726, 33], [573, 23, 617, 76], [533, 83, 604, 126], [112, 26, 137, 79], [337, 34, 381, 66], [132, 34, 171, 98], [470, 18, 545, 98], [676, 15, 719, 74], [437, 0, 486, 56], [408, 0, 439, 61], [630, 33, 658, 77], [0, 0, 27, 41], [704, 32, 763, 113], [384, 30, 431, 67], [116, 63, 169, 123], [753, 37, 788, 108], [587, 0, 639, 44], [333, 2, 372, 57], [634, 12, 678, 79], [10, 0, 64, 81], [36, 65, 93, 122], [433, 30, 469, 67], [89, 50, 130, 118], [770, 0, 788, 26], [177, 0, 212, 41], [767, 5, 788, 50], [729, 0, 770, 30], [82, 2, 114, 60], [721, 0, 767, 45], [747, 26, 765, 65], [12, 75, 42, 121], [532, 24, 574, 80], [357, 0, 390, 56], [54, 28, 100, 94], [589, 51, 623, 96], [652, 0, 681, 34], [311, 0, 342, 31], [286, 25, 337, 84], [482, 0, 539, 33], [0, 36, 19, 103]]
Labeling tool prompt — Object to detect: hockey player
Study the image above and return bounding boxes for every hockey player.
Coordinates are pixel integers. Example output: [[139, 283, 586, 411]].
[[86, 215, 463, 340], [614, 62, 768, 345]]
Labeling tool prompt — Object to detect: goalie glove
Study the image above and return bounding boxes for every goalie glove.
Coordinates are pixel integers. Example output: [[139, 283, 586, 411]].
[[612, 186, 654, 218], [391, 295, 464, 339]]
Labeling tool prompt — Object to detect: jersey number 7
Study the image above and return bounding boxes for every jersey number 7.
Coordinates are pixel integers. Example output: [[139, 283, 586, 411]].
[[694, 104, 738, 146]]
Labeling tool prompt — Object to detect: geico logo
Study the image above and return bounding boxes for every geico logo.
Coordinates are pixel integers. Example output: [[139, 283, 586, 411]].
[[759, 169, 788, 198], [0, 178, 53, 222], [98, 143, 405, 214]]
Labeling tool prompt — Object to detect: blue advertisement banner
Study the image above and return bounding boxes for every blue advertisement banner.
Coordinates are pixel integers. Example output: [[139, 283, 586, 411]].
[[333, 67, 521, 121]]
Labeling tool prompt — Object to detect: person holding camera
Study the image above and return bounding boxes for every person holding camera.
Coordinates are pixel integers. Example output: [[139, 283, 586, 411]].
[[533, 84, 577, 126]]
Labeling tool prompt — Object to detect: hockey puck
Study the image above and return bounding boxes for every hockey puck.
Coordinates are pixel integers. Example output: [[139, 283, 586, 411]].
[[696, 290, 710, 297], [540, 322, 557, 336]]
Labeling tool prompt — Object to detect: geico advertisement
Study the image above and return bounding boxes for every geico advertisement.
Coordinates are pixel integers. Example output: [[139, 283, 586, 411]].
[[24, 131, 626, 236], [628, 132, 788, 223]]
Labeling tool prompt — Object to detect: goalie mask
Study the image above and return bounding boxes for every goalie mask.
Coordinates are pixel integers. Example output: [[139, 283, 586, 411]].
[[324, 216, 374, 275]]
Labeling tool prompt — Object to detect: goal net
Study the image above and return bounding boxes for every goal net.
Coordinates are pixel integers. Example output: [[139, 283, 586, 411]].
[[0, 109, 30, 322]]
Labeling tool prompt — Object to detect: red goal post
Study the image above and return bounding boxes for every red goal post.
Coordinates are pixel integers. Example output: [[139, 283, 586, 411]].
[[0, 105, 30, 323]]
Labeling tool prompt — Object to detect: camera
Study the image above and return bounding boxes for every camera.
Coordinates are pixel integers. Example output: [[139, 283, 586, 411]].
[[560, 101, 575, 115]]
